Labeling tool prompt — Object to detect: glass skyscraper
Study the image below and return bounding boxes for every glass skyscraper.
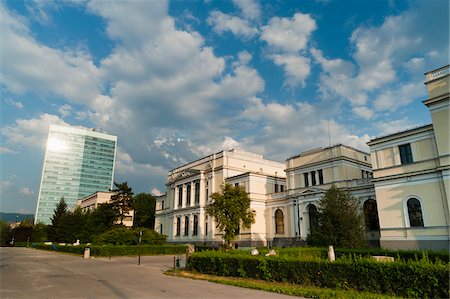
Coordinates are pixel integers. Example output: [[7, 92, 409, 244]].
[[35, 125, 117, 224]]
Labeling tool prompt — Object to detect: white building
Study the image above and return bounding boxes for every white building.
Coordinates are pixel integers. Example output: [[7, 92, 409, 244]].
[[155, 149, 285, 246], [367, 65, 449, 250]]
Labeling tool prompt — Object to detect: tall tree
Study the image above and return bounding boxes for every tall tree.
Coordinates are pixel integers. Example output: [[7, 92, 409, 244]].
[[133, 193, 156, 229], [48, 197, 68, 241], [110, 182, 134, 225], [206, 183, 255, 247], [307, 185, 366, 248]]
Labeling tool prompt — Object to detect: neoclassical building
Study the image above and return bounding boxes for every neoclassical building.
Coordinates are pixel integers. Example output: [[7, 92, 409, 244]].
[[155, 65, 448, 250], [367, 65, 449, 250], [155, 149, 286, 246]]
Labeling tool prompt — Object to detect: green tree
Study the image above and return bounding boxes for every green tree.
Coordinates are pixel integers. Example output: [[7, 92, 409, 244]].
[[84, 203, 116, 241], [307, 185, 366, 248], [110, 182, 134, 225], [48, 197, 68, 241], [31, 223, 48, 242], [0, 220, 11, 246], [206, 183, 255, 247], [133, 193, 156, 229], [57, 207, 87, 243]]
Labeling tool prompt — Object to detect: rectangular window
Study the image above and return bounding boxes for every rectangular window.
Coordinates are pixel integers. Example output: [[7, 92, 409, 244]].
[[194, 181, 200, 204], [318, 169, 324, 185], [399, 144, 413, 164], [178, 186, 183, 207], [275, 184, 279, 193], [311, 171, 316, 186], [161, 200, 164, 210], [235, 182, 239, 187], [304, 173, 309, 187], [361, 169, 365, 178]]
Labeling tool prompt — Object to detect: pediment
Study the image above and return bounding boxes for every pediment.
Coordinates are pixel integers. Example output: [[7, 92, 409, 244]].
[[169, 169, 201, 184]]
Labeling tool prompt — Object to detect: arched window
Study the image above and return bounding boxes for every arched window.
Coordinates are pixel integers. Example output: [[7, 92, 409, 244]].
[[176, 217, 181, 236], [186, 184, 191, 206], [364, 199, 380, 231], [308, 204, 318, 231], [407, 198, 424, 227], [193, 215, 198, 236], [184, 216, 189, 236], [205, 215, 208, 236], [275, 209, 284, 234]]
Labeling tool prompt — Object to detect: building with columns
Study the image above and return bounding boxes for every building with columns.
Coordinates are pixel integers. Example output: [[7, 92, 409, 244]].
[[155, 149, 286, 246], [155, 65, 448, 251], [367, 65, 449, 250]]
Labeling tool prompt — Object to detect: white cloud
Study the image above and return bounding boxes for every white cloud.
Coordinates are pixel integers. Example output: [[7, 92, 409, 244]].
[[58, 104, 73, 117], [352, 106, 374, 120], [207, 11, 258, 38], [5, 98, 24, 109], [151, 188, 162, 196], [311, 1, 448, 120], [233, 0, 260, 20], [374, 118, 418, 136], [19, 187, 34, 196], [0, 3, 101, 106], [261, 12, 316, 53], [0, 114, 69, 149], [373, 82, 424, 112], [272, 54, 311, 88]]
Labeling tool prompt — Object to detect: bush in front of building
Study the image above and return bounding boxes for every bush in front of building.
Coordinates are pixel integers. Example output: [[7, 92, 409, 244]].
[[31, 243, 186, 256], [187, 251, 449, 298], [93, 227, 166, 245]]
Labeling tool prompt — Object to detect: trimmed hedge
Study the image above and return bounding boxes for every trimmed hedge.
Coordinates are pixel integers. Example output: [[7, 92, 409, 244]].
[[32, 243, 186, 256], [187, 252, 449, 298]]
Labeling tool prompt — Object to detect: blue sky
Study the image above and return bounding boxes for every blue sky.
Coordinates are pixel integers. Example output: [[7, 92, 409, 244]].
[[1, 0, 448, 214]]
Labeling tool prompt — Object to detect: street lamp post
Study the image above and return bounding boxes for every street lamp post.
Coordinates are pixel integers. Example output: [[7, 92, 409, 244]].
[[11, 215, 19, 246]]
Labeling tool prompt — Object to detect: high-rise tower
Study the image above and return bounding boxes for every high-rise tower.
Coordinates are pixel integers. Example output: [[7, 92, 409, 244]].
[[35, 125, 117, 224]]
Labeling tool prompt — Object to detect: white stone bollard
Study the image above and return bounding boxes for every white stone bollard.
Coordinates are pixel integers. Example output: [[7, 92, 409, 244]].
[[83, 247, 90, 259], [327, 245, 335, 262]]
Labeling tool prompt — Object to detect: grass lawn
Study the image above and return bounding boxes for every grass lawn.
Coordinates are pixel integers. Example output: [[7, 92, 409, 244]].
[[166, 269, 404, 299]]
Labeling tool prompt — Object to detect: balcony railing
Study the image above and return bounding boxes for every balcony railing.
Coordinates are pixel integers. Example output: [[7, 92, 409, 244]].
[[425, 65, 449, 83]]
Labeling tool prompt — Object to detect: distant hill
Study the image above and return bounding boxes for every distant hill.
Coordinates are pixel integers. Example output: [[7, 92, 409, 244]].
[[0, 213, 34, 222]]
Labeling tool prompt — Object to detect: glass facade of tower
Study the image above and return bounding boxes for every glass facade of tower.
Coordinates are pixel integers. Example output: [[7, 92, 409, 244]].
[[35, 125, 117, 224]]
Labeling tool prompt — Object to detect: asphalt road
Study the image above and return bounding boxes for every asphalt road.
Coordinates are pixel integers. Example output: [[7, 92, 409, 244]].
[[0, 247, 297, 299]]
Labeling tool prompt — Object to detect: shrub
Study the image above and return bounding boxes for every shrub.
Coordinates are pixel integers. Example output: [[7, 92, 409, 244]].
[[93, 227, 166, 245], [187, 251, 449, 298], [31, 243, 186, 256]]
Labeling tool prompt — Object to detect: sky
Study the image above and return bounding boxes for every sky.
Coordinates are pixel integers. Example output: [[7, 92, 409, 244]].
[[1, 0, 448, 214]]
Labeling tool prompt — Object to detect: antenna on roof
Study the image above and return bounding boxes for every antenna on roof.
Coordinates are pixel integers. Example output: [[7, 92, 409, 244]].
[[328, 121, 331, 146]]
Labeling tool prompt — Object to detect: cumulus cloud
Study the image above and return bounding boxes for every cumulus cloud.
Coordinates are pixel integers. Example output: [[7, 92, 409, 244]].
[[233, 0, 260, 21], [207, 11, 258, 38], [312, 1, 449, 119], [261, 12, 316, 53], [0, 3, 101, 106], [260, 12, 317, 89], [0, 114, 69, 149], [352, 106, 374, 120]]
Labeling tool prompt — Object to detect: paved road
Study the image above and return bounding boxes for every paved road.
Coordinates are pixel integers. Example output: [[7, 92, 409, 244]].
[[0, 247, 296, 299]]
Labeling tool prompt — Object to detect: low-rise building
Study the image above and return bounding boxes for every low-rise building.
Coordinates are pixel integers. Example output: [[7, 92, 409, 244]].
[[77, 191, 134, 227]]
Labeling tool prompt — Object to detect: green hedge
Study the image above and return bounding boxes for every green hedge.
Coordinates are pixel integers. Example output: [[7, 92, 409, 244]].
[[187, 252, 449, 298], [31, 243, 186, 256]]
